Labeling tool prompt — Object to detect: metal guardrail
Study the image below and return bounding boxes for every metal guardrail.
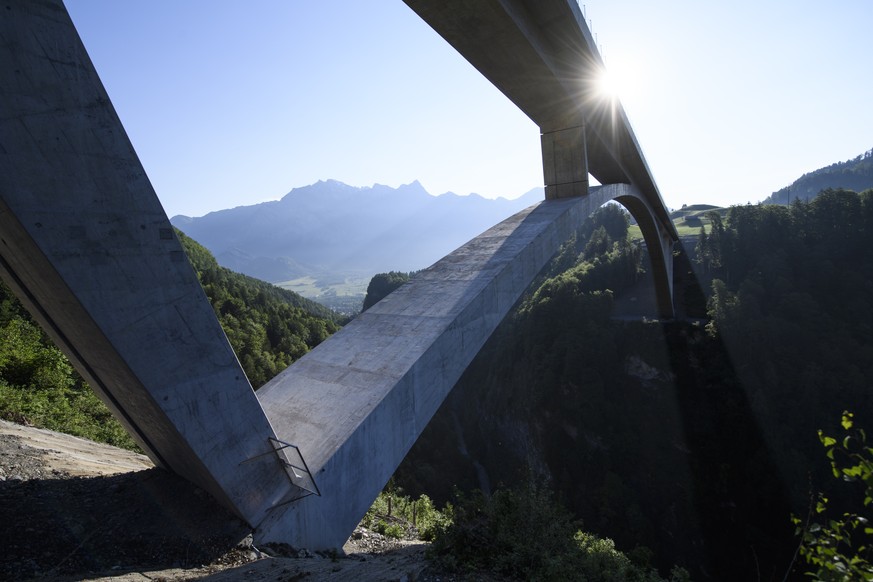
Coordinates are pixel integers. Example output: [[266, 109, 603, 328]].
[[269, 437, 321, 501], [242, 437, 321, 507]]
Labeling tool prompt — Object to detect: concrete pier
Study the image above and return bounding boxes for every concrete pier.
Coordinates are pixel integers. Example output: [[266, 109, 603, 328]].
[[0, 0, 291, 526]]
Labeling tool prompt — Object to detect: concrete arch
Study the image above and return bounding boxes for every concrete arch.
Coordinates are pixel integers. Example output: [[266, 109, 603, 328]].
[[549, 182, 675, 319], [609, 187, 676, 319], [254, 185, 673, 548]]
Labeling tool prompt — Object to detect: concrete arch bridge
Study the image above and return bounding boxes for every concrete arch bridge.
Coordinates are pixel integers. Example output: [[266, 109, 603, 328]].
[[0, 0, 677, 549]]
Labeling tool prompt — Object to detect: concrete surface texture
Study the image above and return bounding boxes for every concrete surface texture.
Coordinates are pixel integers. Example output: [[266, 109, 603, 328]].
[[0, 0, 291, 526]]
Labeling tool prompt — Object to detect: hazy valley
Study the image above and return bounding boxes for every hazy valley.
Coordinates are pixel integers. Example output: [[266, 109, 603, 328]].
[[171, 180, 543, 313]]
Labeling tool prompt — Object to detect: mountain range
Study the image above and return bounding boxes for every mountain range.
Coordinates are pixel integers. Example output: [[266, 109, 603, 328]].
[[171, 180, 543, 289]]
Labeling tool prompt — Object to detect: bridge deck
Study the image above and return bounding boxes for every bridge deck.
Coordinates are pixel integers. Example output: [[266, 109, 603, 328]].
[[404, 0, 678, 239]]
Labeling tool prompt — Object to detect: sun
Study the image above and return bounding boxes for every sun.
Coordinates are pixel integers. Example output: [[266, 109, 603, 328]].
[[593, 66, 621, 101], [590, 59, 645, 110]]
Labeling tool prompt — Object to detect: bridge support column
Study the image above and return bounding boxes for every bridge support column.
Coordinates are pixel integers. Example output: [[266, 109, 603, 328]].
[[541, 124, 588, 200], [0, 0, 291, 527]]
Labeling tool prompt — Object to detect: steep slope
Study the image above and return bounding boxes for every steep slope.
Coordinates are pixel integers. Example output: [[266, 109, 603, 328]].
[[171, 180, 543, 283], [397, 190, 873, 580], [175, 230, 341, 387]]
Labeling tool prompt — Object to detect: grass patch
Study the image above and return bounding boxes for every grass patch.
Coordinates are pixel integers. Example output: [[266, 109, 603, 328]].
[[276, 274, 371, 298], [629, 206, 728, 241], [0, 381, 138, 450], [361, 487, 450, 541]]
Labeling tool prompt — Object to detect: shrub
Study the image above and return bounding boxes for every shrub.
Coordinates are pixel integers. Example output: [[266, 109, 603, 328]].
[[0, 310, 137, 450], [428, 483, 688, 581], [793, 411, 873, 580], [361, 487, 451, 542]]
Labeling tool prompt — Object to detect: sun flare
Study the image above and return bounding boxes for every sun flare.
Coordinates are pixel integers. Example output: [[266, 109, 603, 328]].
[[594, 67, 621, 101]]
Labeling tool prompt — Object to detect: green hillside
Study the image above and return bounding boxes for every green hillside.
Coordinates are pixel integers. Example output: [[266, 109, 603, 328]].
[[176, 229, 340, 322], [628, 204, 728, 239], [0, 231, 341, 447], [176, 230, 341, 387]]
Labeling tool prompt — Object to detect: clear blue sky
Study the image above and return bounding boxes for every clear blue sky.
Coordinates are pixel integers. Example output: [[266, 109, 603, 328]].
[[64, 1, 872, 218]]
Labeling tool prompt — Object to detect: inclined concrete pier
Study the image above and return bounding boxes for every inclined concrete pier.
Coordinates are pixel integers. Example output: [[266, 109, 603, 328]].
[[253, 185, 650, 548], [0, 0, 291, 525]]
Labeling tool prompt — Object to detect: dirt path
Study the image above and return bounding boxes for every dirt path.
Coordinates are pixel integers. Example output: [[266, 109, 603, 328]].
[[0, 420, 441, 582], [0, 420, 153, 478]]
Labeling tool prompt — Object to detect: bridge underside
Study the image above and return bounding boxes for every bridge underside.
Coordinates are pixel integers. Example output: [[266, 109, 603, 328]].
[[402, 1, 678, 224], [0, 0, 677, 550]]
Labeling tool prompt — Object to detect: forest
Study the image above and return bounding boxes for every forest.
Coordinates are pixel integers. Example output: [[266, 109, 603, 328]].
[[174, 230, 341, 387], [392, 190, 873, 580], [1, 189, 872, 580]]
